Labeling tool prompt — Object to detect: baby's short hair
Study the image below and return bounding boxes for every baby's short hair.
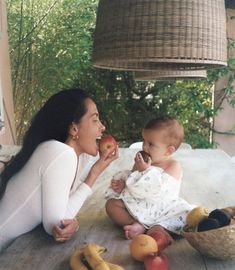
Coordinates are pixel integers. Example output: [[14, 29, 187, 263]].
[[144, 116, 184, 150]]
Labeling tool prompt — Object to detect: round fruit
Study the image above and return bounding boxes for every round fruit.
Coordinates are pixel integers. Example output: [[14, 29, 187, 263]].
[[197, 217, 220, 232], [99, 135, 117, 153], [139, 151, 150, 163], [186, 206, 209, 228], [130, 234, 158, 262], [208, 209, 231, 227], [144, 253, 169, 270], [148, 230, 172, 252]]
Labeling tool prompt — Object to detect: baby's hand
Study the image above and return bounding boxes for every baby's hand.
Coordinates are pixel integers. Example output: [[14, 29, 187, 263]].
[[134, 151, 151, 172], [111, 179, 125, 193]]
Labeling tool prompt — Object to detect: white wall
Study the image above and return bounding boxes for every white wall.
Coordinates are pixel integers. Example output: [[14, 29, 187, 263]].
[[0, 0, 16, 144]]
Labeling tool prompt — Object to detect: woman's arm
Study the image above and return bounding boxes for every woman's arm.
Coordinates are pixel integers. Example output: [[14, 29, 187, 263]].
[[53, 147, 119, 242], [41, 149, 78, 235], [42, 146, 118, 240], [84, 146, 118, 187], [65, 146, 118, 217]]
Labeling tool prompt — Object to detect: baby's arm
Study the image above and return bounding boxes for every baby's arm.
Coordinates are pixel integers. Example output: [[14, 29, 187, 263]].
[[110, 170, 130, 193], [111, 179, 125, 193]]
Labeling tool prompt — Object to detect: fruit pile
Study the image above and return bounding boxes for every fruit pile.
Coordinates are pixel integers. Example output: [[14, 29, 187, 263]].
[[70, 243, 124, 270], [185, 206, 235, 232], [130, 233, 170, 270]]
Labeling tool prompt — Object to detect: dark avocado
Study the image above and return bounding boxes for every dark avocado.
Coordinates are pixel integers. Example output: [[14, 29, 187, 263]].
[[197, 218, 220, 232], [208, 209, 231, 227]]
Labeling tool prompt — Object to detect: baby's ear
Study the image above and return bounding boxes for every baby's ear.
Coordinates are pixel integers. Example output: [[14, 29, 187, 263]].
[[167, 145, 176, 155]]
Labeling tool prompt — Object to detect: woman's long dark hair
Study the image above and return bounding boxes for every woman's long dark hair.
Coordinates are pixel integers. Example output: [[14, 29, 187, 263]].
[[0, 88, 90, 199]]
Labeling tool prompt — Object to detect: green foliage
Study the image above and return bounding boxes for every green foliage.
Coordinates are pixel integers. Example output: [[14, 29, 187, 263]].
[[7, 0, 99, 142], [7, 0, 233, 149], [77, 70, 214, 148]]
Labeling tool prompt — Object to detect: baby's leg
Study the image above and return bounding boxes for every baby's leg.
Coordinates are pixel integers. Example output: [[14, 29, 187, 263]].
[[105, 199, 146, 239], [105, 198, 135, 226]]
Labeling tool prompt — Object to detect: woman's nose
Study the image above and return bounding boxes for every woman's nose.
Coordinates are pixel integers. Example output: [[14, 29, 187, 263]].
[[100, 122, 105, 132]]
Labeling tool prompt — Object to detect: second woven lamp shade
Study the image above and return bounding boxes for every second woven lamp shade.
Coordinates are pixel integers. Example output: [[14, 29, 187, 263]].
[[93, 0, 227, 71], [135, 70, 207, 81]]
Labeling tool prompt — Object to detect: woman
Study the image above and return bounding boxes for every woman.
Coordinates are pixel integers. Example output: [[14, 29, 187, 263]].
[[0, 88, 118, 252]]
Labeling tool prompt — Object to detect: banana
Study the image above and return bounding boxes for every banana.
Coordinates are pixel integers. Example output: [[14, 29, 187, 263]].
[[87, 242, 107, 254], [106, 262, 125, 270], [70, 243, 125, 270], [83, 243, 110, 270], [69, 248, 87, 270]]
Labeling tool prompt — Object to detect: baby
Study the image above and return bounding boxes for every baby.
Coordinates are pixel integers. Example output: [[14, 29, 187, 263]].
[[105, 116, 194, 240]]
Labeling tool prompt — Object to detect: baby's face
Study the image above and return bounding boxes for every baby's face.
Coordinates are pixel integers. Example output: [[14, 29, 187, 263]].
[[142, 129, 170, 164]]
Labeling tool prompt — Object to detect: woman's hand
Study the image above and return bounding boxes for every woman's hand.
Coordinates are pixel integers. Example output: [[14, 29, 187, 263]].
[[52, 219, 79, 242], [85, 146, 119, 187]]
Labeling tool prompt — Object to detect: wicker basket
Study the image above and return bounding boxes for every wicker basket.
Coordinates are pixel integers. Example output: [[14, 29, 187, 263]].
[[183, 222, 235, 260], [93, 0, 227, 71], [134, 70, 207, 81]]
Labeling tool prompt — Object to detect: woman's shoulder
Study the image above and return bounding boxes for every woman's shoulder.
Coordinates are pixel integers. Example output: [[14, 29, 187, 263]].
[[38, 140, 73, 151], [34, 140, 76, 160]]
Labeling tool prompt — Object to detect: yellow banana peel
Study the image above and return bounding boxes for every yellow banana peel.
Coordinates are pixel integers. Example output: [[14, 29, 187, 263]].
[[69, 243, 125, 270], [69, 248, 87, 270], [83, 243, 110, 270], [107, 262, 125, 270]]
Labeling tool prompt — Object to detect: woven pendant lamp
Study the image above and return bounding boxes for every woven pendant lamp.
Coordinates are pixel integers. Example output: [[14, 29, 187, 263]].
[[135, 70, 207, 81], [93, 0, 227, 71]]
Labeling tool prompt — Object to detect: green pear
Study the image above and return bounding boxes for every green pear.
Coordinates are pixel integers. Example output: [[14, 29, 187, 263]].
[[186, 206, 209, 229]]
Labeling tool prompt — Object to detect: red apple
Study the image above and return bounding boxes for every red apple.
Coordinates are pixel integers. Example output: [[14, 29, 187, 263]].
[[99, 134, 117, 153], [144, 253, 169, 270], [148, 231, 173, 252]]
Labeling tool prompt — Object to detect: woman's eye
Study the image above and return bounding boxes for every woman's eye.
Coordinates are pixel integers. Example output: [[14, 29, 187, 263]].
[[94, 118, 101, 123]]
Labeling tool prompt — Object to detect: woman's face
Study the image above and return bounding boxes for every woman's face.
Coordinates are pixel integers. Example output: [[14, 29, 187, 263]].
[[76, 98, 105, 156]]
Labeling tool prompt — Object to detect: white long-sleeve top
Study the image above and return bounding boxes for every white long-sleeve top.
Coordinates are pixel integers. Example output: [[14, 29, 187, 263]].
[[0, 140, 97, 252]]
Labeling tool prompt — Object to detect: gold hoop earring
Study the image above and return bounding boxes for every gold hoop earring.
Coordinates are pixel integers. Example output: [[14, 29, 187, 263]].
[[72, 135, 79, 140]]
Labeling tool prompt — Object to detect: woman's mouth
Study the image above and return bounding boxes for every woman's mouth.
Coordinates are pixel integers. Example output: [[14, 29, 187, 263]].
[[96, 136, 102, 147]]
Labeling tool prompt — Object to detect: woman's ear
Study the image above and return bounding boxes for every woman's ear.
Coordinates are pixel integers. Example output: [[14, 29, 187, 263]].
[[68, 122, 79, 137]]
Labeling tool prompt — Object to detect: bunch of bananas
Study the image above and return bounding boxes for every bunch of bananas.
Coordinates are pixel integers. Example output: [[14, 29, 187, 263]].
[[70, 243, 124, 270]]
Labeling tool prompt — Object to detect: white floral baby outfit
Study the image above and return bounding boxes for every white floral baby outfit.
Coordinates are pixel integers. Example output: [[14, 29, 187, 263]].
[[105, 166, 194, 234]]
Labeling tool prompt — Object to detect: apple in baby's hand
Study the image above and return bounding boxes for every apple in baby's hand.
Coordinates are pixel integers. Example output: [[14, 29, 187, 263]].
[[144, 253, 169, 270], [99, 134, 117, 153]]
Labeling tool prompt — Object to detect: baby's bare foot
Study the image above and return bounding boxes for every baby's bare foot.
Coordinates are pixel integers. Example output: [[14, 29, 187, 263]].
[[123, 222, 146, 239]]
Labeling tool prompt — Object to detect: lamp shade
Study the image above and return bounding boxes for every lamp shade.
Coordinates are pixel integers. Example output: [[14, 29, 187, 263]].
[[93, 0, 227, 71], [135, 70, 207, 81]]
